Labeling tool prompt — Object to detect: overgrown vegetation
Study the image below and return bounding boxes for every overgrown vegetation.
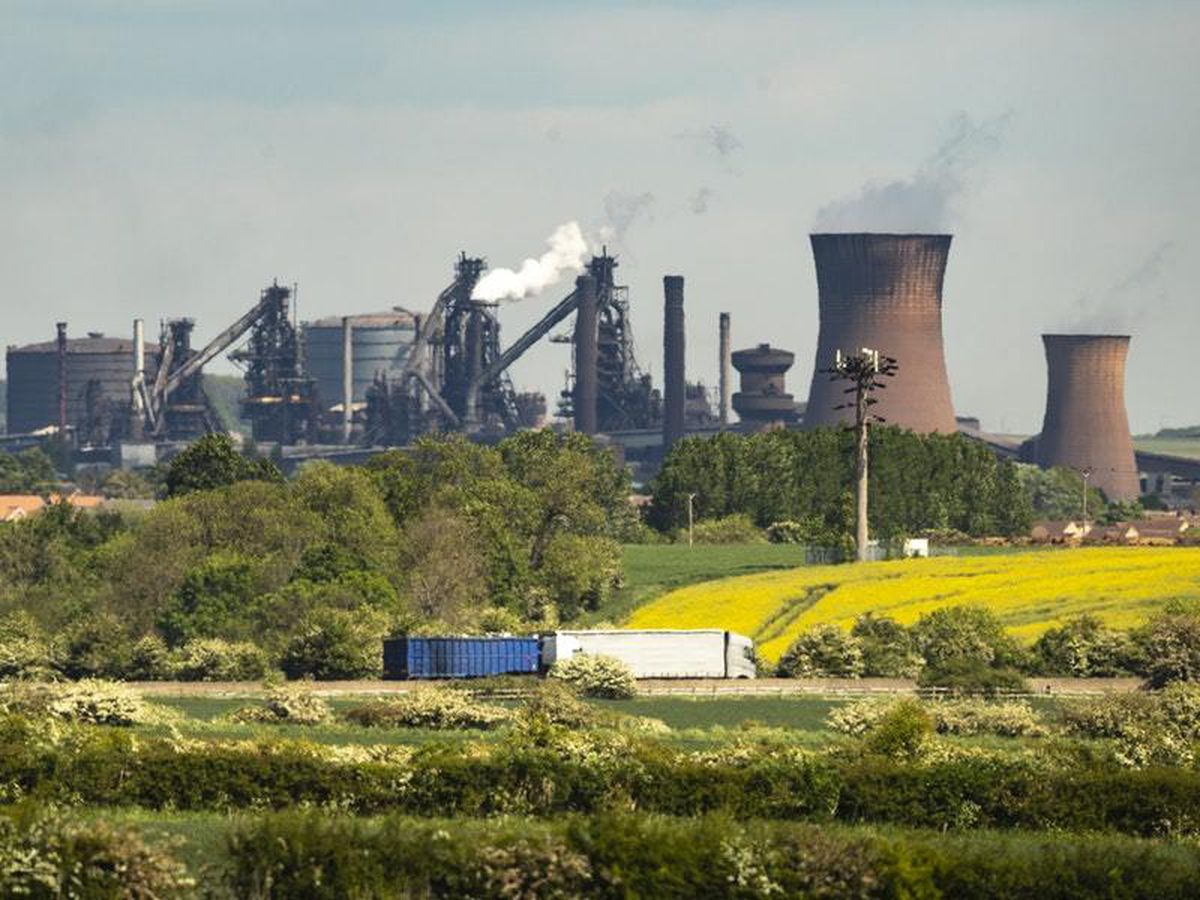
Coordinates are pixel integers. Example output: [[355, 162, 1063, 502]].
[[648, 427, 1033, 539], [0, 431, 633, 680]]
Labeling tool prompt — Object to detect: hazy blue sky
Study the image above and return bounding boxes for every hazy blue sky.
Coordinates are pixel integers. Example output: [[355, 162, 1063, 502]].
[[2, 1, 1197, 433]]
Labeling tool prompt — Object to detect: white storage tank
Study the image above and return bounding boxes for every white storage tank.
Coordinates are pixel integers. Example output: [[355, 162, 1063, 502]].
[[543, 629, 756, 679]]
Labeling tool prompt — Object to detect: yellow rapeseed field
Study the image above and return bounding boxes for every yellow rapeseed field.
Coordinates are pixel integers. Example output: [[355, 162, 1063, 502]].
[[625, 548, 1200, 662]]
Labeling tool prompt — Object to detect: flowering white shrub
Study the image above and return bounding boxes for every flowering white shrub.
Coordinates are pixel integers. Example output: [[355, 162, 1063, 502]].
[[931, 699, 1047, 737], [231, 684, 332, 726], [549, 654, 638, 699], [343, 688, 511, 730], [0, 679, 152, 726]]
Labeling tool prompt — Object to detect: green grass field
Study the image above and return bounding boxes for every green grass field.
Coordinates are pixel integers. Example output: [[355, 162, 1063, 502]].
[[583, 543, 812, 624], [1134, 436, 1200, 460]]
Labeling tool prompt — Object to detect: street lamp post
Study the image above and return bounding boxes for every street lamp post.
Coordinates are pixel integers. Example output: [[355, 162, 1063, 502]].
[[825, 348, 898, 562], [1080, 466, 1094, 531]]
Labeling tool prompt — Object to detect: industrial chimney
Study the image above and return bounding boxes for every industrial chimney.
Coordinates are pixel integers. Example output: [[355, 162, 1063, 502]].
[[573, 274, 599, 435], [802, 234, 956, 434], [663, 276, 686, 451], [1036, 334, 1139, 501], [718, 312, 732, 428]]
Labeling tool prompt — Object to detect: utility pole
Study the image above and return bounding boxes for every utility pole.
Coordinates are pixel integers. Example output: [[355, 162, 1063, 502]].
[[1080, 466, 1093, 533], [825, 348, 898, 562], [686, 492, 697, 548]]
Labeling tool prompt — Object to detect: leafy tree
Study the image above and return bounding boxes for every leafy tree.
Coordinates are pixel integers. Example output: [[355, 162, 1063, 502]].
[[1139, 608, 1200, 688], [1016, 464, 1105, 520], [852, 613, 923, 678], [777, 625, 865, 678], [536, 533, 622, 621], [650, 427, 1031, 540], [1032, 614, 1138, 676], [290, 462, 399, 573], [911, 605, 1021, 671], [398, 506, 488, 628], [164, 433, 282, 497], [156, 551, 267, 646], [279, 608, 386, 680], [0, 448, 58, 492]]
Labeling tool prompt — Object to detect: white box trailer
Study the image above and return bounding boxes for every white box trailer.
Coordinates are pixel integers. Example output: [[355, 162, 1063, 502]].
[[542, 629, 756, 679]]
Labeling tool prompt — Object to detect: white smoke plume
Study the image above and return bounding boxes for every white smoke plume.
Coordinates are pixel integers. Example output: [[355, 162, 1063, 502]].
[[813, 111, 1011, 232], [1063, 241, 1175, 333], [600, 190, 655, 247], [471, 221, 588, 302]]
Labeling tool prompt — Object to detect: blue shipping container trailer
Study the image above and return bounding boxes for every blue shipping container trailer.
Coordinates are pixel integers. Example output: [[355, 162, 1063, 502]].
[[383, 636, 541, 679], [383, 631, 756, 680]]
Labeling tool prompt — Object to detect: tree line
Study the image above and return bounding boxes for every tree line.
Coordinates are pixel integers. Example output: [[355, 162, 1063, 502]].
[[648, 427, 1034, 541]]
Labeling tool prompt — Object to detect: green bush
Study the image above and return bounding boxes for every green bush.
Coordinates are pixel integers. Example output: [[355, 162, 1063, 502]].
[[0, 611, 58, 680], [279, 608, 385, 680], [0, 807, 192, 898], [859, 699, 933, 760], [930, 698, 1047, 737], [911, 605, 1024, 672], [1033, 615, 1139, 676], [231, 684, 332, 726], [852, 613, 923, 678], [126, 634, 174, 680], [0, 679, 152, 726], [5, 721, 1200, 834], [171, 638, 273, 681], [1139, 610, 1200, 688], [777, 624, 864, 678], [223, 811, 1200, 899], [57, 613, 134, 680], [549, 653, 638, 699], [342, 688, 511, 730], [918, 659, 1027, 696], [685, 514, 767, 545]]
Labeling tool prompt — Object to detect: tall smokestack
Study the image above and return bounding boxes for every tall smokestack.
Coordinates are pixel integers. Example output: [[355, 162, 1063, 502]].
[[663, 276, 686, 451], [130, 318, 146, 440], [573, 274, 598, 435], [55, 322, 68, 438], [803, 234, 956, 433], [341, 316, 354, 444], [1037, 334, 1139, 501], [718, 312, 732, 428]]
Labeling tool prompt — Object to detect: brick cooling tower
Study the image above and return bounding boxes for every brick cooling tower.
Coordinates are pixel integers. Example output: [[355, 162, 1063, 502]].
[[802, 234, 956, 433], [1036, 334, 1139, 501]]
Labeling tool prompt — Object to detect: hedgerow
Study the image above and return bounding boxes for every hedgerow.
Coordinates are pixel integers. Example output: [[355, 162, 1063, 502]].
[[3, 715, 1200, 835], [223, 811, 1200, 899]]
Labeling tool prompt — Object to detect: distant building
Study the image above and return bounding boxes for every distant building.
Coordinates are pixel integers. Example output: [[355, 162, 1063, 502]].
[[1030, 520, 1091, 543]]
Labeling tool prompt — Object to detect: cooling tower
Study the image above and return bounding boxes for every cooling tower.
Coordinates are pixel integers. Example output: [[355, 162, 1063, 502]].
[[663, 275, 686, 451], [802, 234, 956, 433], [1036, 334, 1139, 501]]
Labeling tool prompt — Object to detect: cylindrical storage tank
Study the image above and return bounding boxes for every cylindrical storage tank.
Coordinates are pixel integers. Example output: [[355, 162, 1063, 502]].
[[802, 234, 956, 433], [6, 334, 158, 436], [663, 275, 686, 451], [1036, 334, 1140, 501], [732, 343, 796, 428], [304, 311, 417, 414]]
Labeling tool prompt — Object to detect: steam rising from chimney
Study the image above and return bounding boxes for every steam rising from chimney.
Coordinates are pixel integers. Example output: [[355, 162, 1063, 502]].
[[814, 111, 1010, 232], [471, 221, 588, 302]]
